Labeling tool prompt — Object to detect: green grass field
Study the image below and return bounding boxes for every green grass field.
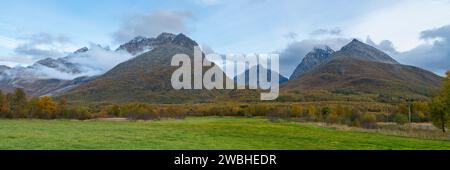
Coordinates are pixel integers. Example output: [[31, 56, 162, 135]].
[[0, 117, 449, 150]]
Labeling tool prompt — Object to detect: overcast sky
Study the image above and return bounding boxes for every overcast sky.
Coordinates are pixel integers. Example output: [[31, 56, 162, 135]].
[[0, 0, 449, 76]]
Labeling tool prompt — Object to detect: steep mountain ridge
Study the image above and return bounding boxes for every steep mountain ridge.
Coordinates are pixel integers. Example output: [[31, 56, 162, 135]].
[[290, 46, 334, 80], [116, 32, 196, 55], [335, 39, 399, 64]]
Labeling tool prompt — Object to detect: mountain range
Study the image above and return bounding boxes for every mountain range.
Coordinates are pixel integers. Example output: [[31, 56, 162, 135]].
[[0, 33, 443, 103], [283, 39, 442, 100], [0, 33, 181, 96], [61, 33, 258, 103]]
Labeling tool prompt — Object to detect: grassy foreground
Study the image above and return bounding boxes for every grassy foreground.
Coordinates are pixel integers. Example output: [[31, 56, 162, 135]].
[[0, 117, 449, 150]]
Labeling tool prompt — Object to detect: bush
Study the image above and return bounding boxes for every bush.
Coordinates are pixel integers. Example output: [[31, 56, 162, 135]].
[[267, 107, 291, 122], [392, 114, 408, 125], [304, 105, 318, 121], [343, 108, 362, 127], [361, 113, 377, 129], [411, 112, 425, 122], [165, 106, 186, 119], [66, 107, 91, 120], [106, 104, 121, 117], [123, 104, 159, 120], [321, 107, 332, 122]]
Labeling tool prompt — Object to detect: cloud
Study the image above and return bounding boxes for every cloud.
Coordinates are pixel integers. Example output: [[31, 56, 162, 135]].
[[199, 44, 215, 55], [67, 45, 133, 76], [363, 25, 450, 76], [420, 25, 450, 40], [279, 38, 351, 77], [396, 25, 450, 76], [3, 44, 134, 80], [365, 37, 398, 56], [14, 45, 64, 60], [28, 64, 82, 80], [0, 54, 34, 67], [0, 36, 23, 49], [284, 32, 298, 42], [310, 27, 342, 36], [349, 0, 450, 51], [113, 10, 193, 43], [13, 33, 76, 60]]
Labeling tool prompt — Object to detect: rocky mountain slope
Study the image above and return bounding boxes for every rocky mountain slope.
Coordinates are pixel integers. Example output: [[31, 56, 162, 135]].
[[290, 46, 334, 80], [117, 33, 179, 55]]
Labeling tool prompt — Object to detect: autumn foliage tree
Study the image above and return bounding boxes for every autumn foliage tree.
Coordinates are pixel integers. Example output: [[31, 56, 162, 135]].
[[38, 96, 57, 119], [0, 90, 10, 117], [430, 71, 450, 133]]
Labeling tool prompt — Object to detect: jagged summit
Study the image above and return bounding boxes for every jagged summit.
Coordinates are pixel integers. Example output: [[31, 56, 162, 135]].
[[156, 32, 176, 41], [313, 45, 334, 54], [74, 47, 89, 54], [290, 45, 335, 80], [116, 33, 197, 55], [172, 33, 198, 48], [341, 39, 370, 52], [338, 38, 399, 64]]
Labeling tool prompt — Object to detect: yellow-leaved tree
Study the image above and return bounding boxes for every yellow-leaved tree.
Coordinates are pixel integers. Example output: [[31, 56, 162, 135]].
[[37, 96, 57, 119], [430, 71, 450, 133]]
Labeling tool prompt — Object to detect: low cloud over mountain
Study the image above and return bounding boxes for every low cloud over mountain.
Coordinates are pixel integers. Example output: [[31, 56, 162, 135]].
[[1, 44, 133, 82], [66, 45, 133, 77], [113, 10, 193, 43]]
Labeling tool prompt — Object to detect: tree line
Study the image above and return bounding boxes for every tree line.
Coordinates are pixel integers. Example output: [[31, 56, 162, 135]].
[[0, 88, 90, 119]]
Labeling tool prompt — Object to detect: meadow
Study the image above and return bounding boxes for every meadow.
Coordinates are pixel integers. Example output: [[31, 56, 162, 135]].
[[1, 117, 449, 150]]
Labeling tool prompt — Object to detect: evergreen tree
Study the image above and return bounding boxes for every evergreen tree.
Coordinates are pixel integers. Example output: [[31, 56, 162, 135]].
[[56, 97, 68, 118], [28, 97, 40, 118]]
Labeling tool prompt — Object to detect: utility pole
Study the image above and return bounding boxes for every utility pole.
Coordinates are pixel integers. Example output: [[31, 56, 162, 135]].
[[399, 97, 413, 125], [406, 98, 413, 125]]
